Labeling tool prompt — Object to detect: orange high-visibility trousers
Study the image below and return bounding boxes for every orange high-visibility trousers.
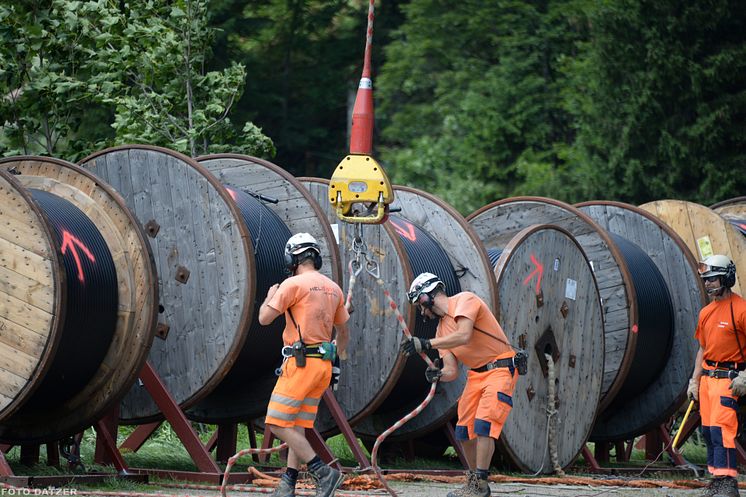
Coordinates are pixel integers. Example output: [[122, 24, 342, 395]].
[[454, 366, 518, 441], [700, 372, 740, 477], [265, 357, 331, 429]]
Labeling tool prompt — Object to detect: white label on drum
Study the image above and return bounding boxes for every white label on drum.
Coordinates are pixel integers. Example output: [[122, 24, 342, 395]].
[[565, 278, 577, 301]]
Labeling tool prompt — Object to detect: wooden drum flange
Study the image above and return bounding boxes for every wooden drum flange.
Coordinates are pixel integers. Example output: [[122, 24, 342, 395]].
[[483, 224, 604, 473], [0, 157, 157, 442], [80, 146, 253, 423]]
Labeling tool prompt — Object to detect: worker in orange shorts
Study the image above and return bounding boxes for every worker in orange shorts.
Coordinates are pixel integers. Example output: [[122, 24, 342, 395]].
[[259, 233, 350, 497], [401, 272, 525, 497], [687, 255, 746, 497]]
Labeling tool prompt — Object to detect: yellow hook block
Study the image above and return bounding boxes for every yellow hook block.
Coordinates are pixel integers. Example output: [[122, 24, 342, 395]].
[[329, 154, 394, 224]]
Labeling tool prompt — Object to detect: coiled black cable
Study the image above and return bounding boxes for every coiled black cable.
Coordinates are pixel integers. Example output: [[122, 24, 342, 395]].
[[22, 189, 118, 409], [206, 187, 291, 391], [606, 233, 674, 407], [486, 248, 504, 268], [377, 215, 461, 412]]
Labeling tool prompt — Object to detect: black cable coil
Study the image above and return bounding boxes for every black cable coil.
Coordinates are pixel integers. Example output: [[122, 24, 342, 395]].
[[605, 233, 675, 408], [486, 248, 504, 268], [22, 189, 118, 409], [377, 215, 461, 413], [203, 186, 291, 392]]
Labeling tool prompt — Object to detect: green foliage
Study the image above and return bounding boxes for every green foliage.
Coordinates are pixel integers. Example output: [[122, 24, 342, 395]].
[[0, 1, 112, 159], [377, 0, 591, 214], [564, 0, 746, 204], [209, 0, 399, 176], [0, 0, 273, 160], [84, 0, 274, 157]]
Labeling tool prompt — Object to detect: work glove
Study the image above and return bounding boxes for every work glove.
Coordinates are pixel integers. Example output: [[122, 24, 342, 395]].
[[400, 336, 432, 357], [687, 377, 699, 402], [730, 371, 746, 397], [330, 356, 341, 391], [425, 365, 442, 384]]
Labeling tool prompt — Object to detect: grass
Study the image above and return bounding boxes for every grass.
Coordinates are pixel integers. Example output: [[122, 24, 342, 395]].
[[0, 422, 712, 490]]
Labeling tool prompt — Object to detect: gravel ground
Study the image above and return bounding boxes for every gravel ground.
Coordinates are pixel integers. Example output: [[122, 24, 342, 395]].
[[220, 479, 712, 497]]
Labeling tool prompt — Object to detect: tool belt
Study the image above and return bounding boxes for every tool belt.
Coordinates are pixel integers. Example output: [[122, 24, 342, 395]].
[[705, 359, 746, 371], [472, 357, 515, 373], [702, 368, 740, 380], [281, 342, 335, 361]]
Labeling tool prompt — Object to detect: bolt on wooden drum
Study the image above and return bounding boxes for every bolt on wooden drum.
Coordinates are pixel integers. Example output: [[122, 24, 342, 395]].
[[578, 201, 705, 441], [80, 146, 254, 423], [639, 200, 746, 296], [0, 157, 157, 443]]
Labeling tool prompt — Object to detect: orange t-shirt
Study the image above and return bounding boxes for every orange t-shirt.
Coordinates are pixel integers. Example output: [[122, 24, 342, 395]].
[[695, 293, 746, 363], [436, 292, 514, 369], [267, 271, 349, 346]]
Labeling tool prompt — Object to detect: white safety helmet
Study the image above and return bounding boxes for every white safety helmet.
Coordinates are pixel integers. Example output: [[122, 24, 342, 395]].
[[407, 272, 444, 307], [285, 233, 322, 271], [698, 254, 736, 288]]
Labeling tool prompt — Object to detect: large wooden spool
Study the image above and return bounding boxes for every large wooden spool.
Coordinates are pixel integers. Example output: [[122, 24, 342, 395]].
[[0, 157, 157, 442], [468, 197, 633, 410], [711, 197, 746, 237], [491, 225, 604, 473], [187, 154, 341, 422], [578, 201, 705, 441], [80, 146, 254, 423], [300, 179, 496, 440], [639, 200, 746, 296]]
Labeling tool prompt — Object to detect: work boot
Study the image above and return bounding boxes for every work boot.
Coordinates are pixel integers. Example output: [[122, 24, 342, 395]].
[[309, 464, 344, 497], [271, 476, 296, 497], [714, 476, 740, 497], [446, 470, 491, 497], [702, 478, 722, 497]]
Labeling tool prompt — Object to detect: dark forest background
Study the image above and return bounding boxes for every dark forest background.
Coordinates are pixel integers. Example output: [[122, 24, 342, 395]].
[[2, 0, 744, 214]]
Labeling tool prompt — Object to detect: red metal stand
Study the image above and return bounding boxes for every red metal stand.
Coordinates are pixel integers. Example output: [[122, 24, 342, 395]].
[[119, 421, 162, 453]]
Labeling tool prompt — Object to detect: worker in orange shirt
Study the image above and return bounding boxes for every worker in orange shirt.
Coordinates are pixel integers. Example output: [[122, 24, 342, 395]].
[[687, 255, 746, 497], [259, 233, 350, 497], [401, 272, 525, 497]]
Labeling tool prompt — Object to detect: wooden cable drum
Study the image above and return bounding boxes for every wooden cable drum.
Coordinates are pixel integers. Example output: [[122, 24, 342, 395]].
[[467, 197, 634, 412], [80, 145, 254, 423], [639, 200, 746, 296], [577, 201, 705, 441], [711, 197, 746, 237], [0, 157, 157, 443], [187, 154, 342, 422], [299, 180, 496, 440], [480, 224, 604, 473]]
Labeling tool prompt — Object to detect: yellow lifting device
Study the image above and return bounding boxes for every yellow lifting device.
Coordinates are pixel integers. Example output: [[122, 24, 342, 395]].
[[329, 0, 394, 224]]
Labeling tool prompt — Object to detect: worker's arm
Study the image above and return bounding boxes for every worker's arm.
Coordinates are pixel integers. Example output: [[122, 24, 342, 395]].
[[440, 351, 460, 382], [691, 346, 704, 383], [258, 283, 282, 325], [430, 316, 474, 350], [335, 322, 350, 360]]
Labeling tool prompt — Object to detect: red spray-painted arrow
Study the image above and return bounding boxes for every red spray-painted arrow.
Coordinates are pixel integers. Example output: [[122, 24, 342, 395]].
[[522, 253, 544, 295], [61, 230, 96, 283], [389, 219, 417, 242]]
